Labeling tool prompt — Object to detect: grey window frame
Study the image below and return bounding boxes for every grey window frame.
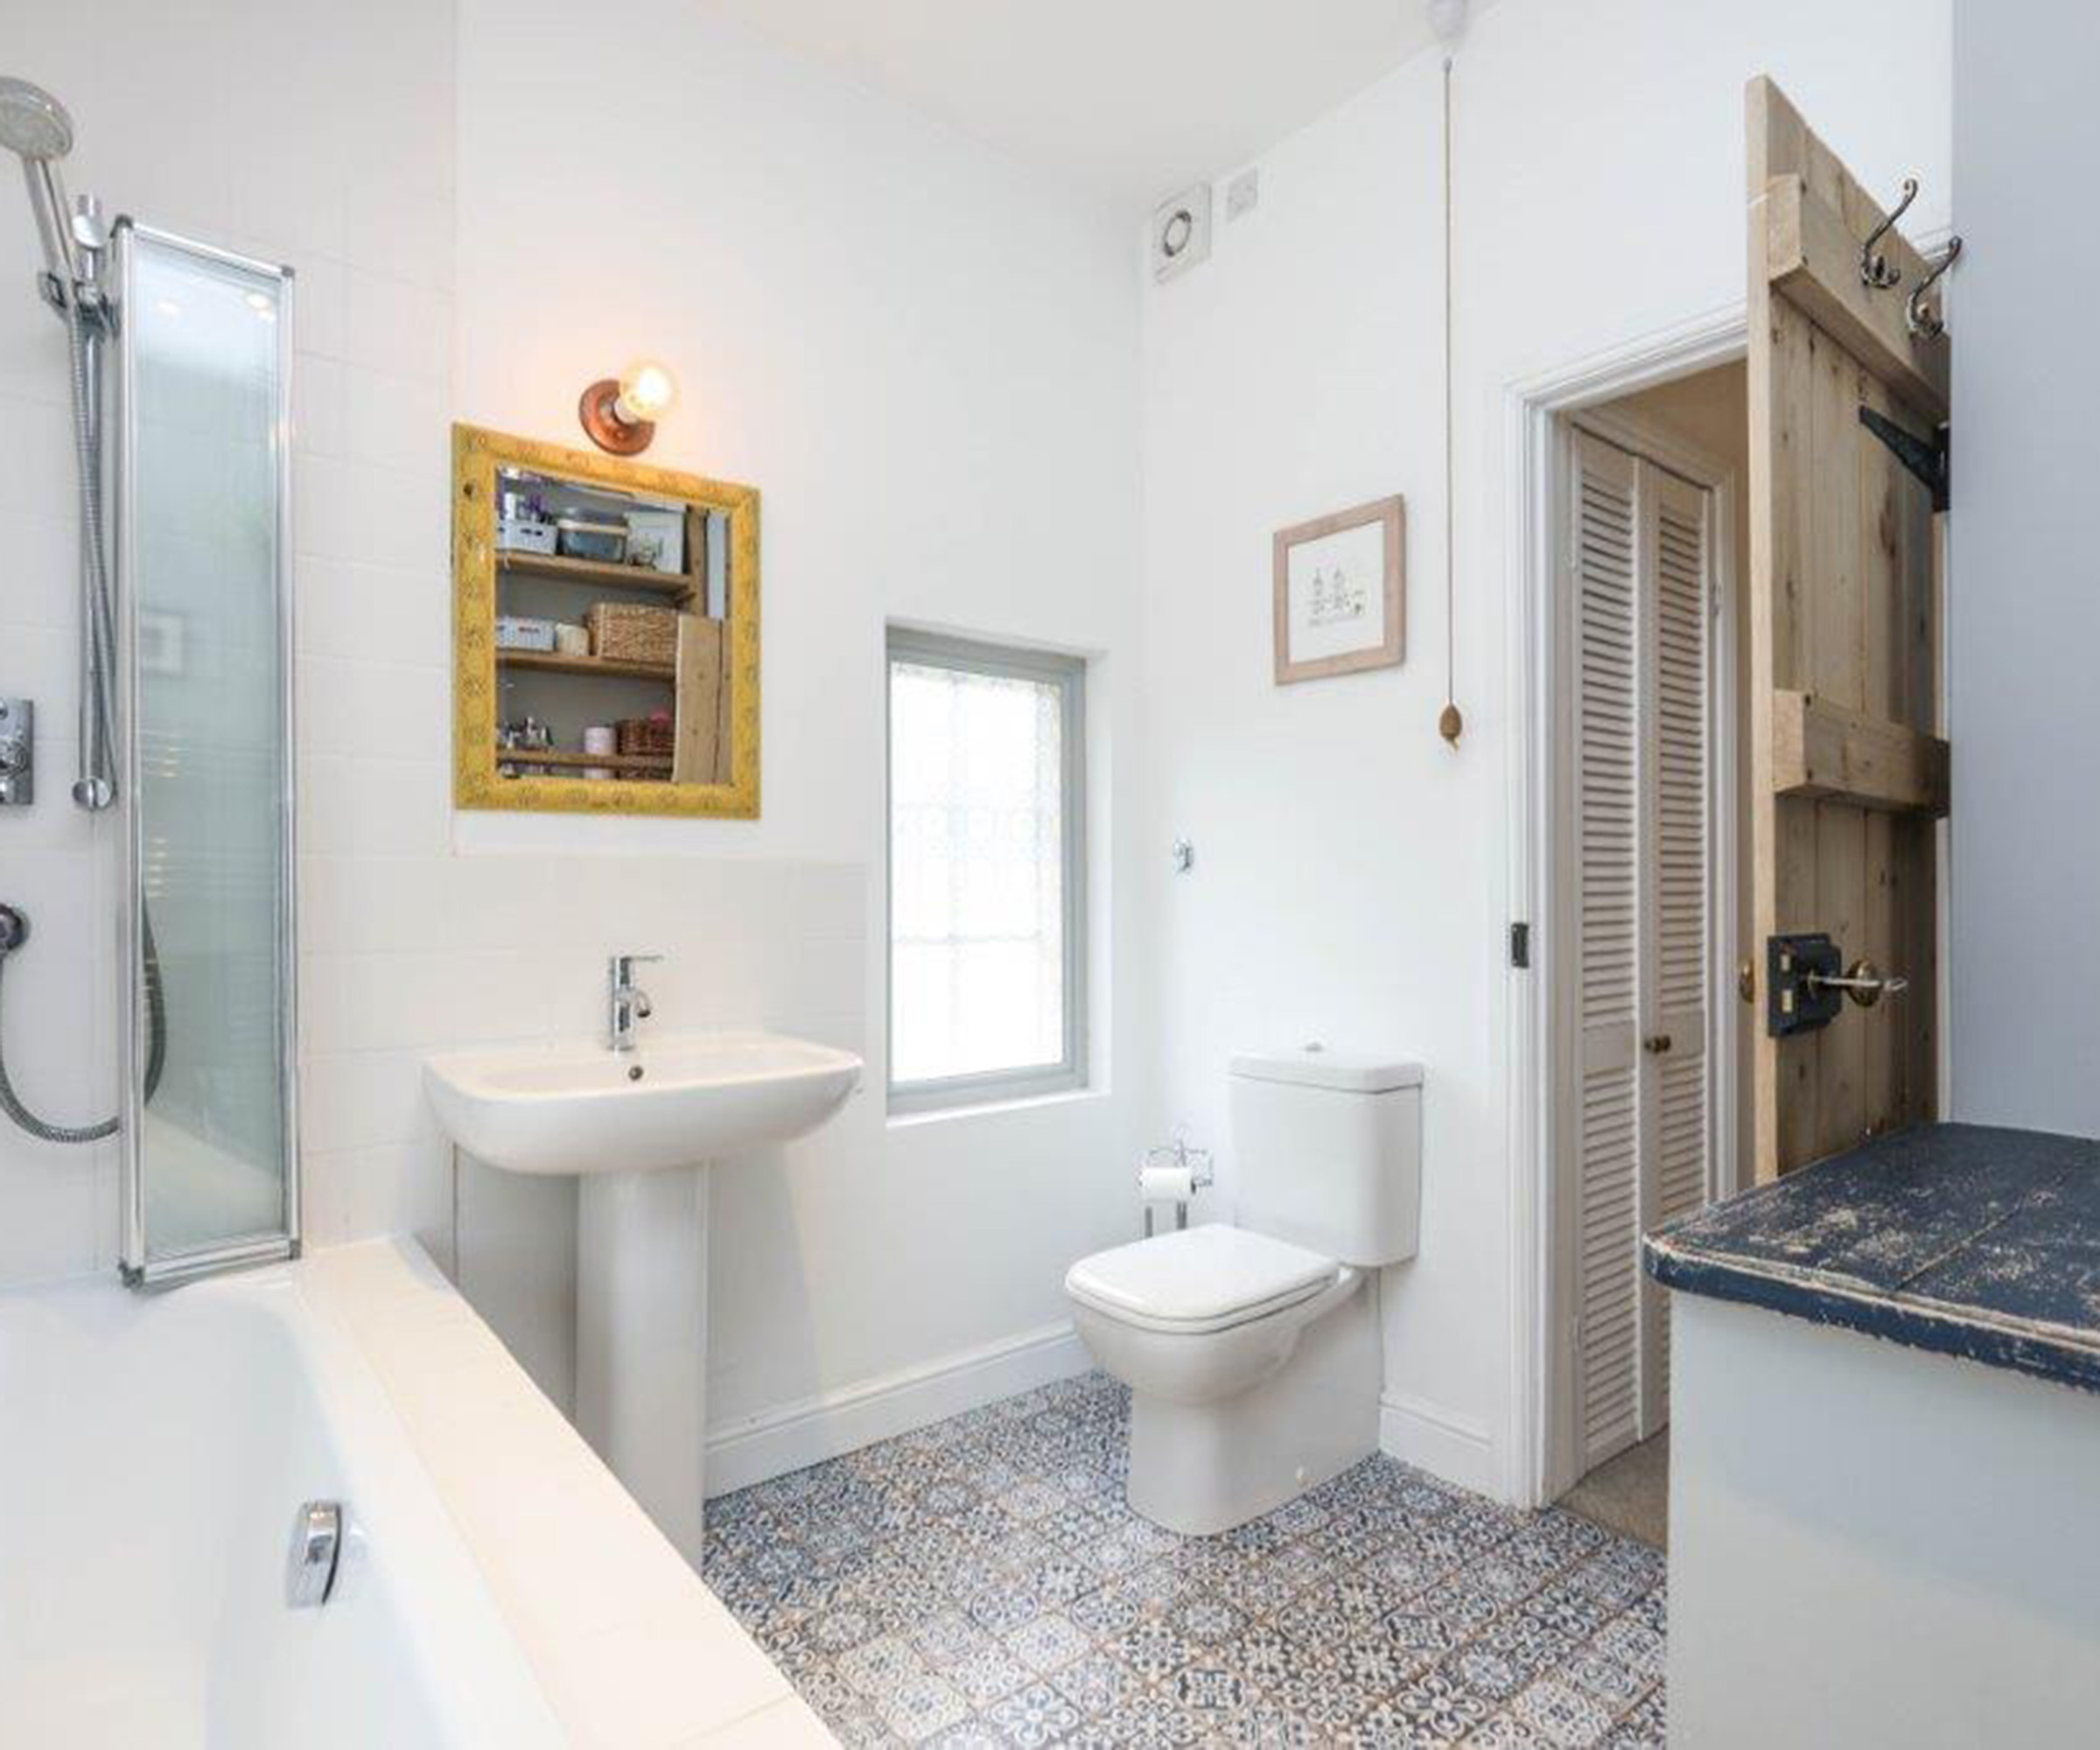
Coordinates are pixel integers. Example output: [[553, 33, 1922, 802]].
[[886, 627, 1088, 1115]]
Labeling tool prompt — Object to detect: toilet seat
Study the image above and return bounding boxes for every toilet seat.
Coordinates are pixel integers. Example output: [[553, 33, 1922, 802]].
[[1065, 1225, 1339, 1335]]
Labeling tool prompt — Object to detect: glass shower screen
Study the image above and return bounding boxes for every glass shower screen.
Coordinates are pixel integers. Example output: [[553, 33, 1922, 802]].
[[116, 224, 298, 1284]]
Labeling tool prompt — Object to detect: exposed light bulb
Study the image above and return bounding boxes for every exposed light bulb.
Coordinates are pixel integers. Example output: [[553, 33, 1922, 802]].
[[579, 358, 680, 453], [614, 360, 678, 424]]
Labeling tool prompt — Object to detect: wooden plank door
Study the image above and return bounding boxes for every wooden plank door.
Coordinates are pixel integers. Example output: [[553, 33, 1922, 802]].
[[1746, 78, 1950, 1181]]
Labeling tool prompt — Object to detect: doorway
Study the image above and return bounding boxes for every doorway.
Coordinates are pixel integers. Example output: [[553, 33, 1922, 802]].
[[1543, 360, 1747, 1543]]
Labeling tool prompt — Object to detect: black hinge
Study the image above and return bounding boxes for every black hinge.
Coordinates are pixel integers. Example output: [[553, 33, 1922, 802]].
[[1509, 921, 1531, 970], [1858, 407, 1950, 514]]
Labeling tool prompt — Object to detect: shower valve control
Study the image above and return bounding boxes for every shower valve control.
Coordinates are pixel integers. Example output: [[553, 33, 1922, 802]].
[[0, 698, 32, 807]]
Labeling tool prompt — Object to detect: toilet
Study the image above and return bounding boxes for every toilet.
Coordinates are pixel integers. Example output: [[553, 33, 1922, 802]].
[[1065, 1046, 1423, 1536]]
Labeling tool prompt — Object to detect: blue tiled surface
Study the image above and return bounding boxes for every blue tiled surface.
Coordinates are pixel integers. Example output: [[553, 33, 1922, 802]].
[[1645, 1122, 2100, 1392], [705, 1374, 1668, 1746]]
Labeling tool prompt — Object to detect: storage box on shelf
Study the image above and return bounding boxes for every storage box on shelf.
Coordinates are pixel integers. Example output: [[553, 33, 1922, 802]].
[[586, 601, 680, 667], [617, 713, 676, 758]]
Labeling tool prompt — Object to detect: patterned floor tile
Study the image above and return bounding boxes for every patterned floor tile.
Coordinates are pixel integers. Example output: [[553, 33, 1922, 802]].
[[946, 1642, 1035, 1710], [986, 1681, 1085, 1746], [1050, 1648, 1141, 1719], [838, 1633, 931, 1703], [883, 1672, 973, 1744], [706, 1371, 1667, 1746], [1508, 1675, 1619, 1748], [1004, 1609, 1092, 1676]]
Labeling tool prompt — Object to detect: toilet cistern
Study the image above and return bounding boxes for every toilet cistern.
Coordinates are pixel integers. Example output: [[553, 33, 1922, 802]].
[[1068, 1047, 1424, 1535], [608, 952, 660, 1052]]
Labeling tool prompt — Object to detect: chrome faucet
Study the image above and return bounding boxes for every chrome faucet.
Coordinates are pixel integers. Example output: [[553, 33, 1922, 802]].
[[607, 954, 661, 1053]]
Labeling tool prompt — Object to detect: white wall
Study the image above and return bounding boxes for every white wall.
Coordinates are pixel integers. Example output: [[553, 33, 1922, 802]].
[[1137, 0, 1949, 1495], [2, 0, 1151, 1466], [3, 0, 1973, 1508], [451, 0, 1151, 1435], [0, 0, 458, 1285], [1948, 0, 2100, 1138]]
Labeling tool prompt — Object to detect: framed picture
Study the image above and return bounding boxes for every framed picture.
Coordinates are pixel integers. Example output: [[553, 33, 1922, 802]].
[[1272, 495, 1405, 684]]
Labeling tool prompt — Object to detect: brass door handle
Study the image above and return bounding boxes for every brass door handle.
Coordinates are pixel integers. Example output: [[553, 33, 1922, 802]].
[[1643, 1033, 1673, 1055]]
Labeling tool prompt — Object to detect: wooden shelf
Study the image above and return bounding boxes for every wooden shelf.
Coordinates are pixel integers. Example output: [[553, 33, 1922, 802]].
[[496, 549, 697, 599], [498, 649, 675, 682], [501, 747, 673, 774]]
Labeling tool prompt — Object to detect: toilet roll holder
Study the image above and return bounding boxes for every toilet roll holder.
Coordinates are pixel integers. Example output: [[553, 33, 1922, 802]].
[[1139, 1132, 1214, 1237]]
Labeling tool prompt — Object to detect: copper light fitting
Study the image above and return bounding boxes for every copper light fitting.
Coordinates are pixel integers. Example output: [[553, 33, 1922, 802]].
[[578, 360, 679, 455]]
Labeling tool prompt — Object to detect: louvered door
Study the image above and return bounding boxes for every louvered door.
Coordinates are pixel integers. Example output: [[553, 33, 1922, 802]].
[[1639, 467, 1712, 1434], [1571, 430, 1715, 1472], [1572, 431, 1644, 1469]]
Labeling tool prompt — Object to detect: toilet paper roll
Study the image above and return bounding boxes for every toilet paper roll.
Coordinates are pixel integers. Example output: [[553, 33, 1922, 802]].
[[1138, 1162, 1196, 1203], [583, 725, 617, 755]]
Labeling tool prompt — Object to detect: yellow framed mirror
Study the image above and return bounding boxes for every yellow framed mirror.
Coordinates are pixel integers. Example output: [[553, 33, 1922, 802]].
[[452, 424, 760, 818]]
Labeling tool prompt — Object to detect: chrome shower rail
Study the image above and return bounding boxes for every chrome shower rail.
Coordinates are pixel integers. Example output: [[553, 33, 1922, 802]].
[[0, 70, 301, 1287]]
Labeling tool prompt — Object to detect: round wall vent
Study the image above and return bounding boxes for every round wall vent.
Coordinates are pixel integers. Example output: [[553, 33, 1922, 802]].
[[1152, 182, 1213, 284]]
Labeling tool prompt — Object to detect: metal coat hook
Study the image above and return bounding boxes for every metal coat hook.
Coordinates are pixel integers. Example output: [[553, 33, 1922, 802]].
[[1906, 235, 1963, 340], [1860, 178, 1919, 288]]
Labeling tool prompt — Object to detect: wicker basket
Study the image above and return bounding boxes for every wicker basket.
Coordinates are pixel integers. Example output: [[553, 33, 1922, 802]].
[[617, 714, 676, 758], [586, 601, 679, 666]]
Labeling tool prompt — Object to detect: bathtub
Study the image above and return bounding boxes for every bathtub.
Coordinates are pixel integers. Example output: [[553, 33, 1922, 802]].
[[0, 1256, 564, 1748], [0, 1240, 825, 1749]]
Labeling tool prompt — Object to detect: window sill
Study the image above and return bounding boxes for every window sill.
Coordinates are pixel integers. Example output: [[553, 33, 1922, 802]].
[[886, 1085, 1107, 1130]]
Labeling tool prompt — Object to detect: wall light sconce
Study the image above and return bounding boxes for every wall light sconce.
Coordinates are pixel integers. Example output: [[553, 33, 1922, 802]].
[[578, 359, 679, 455]]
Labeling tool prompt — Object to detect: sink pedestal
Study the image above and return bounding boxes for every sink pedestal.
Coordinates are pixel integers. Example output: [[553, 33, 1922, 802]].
[[423, 1028, 864, 1570], [575, 1162, 710, 1564]]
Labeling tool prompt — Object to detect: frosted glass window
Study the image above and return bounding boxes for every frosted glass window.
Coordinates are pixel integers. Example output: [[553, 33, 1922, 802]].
[[888, 632, 1085, 1110]]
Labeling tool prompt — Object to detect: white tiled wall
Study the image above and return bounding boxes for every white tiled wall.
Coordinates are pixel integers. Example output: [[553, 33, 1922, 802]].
[[429, 855, 870, 1406], [0, 4, 872, 1298], [300, 852, 867, 1284], [4, 1, 1143, 1476], [0, 0, 458, 1288]]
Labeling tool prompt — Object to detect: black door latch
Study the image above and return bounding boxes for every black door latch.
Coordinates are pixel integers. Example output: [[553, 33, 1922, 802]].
[[1768, 933, 1844, 1037]]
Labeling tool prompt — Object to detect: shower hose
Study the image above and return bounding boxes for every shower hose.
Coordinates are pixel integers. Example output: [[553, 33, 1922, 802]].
[[0, 289, 168, 1144]]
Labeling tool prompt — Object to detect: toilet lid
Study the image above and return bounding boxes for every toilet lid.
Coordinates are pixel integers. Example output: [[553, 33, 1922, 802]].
[[1066, 1226, 1338, 1333]]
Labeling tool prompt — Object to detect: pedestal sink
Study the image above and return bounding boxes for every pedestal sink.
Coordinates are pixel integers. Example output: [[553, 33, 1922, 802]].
[[424, 1031, 862, 1562]]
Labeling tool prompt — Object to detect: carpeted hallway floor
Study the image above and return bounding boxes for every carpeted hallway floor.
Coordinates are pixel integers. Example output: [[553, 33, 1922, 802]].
[[1558, 1434, 1669, 1551]]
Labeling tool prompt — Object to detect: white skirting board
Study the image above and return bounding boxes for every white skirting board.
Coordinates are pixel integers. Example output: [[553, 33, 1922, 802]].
[[705, 1320, 1094, 1496], [1380, 1390, 1502, 1499]]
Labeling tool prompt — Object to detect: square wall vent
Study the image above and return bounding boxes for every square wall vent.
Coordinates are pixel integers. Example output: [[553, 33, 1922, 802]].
[[1152, 183, 1212, 284]]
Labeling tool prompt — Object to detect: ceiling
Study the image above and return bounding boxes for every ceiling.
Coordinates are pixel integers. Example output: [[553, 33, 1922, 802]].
[[701, 0, 1451, 213]]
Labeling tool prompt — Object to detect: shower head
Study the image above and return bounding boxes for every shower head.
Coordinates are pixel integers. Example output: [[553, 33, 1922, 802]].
[[0, 77, 81, 290], [0, 78, 73, 159]]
